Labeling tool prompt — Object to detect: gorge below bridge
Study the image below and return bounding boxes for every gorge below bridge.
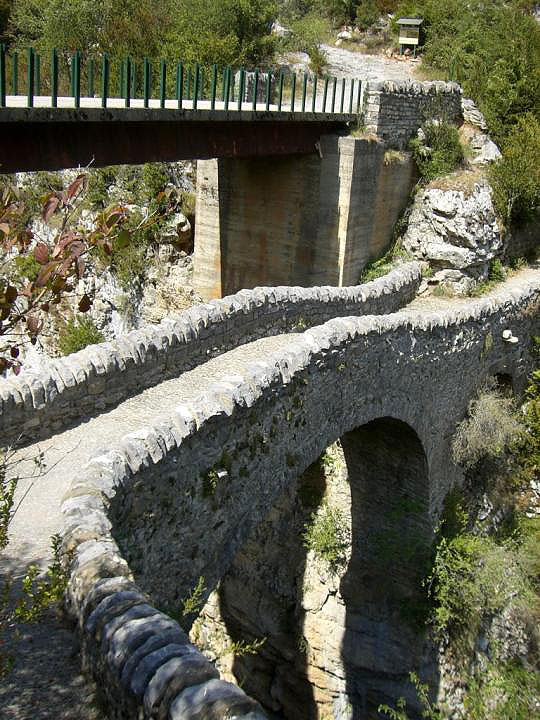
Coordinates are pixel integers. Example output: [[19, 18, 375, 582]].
[[2, 264, 540, 720]]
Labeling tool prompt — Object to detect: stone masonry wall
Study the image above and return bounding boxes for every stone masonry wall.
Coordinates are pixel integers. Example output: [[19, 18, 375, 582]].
[[0, 264, 421, 447], [363, 80, 463, 149], [60, 271, 540, 720]]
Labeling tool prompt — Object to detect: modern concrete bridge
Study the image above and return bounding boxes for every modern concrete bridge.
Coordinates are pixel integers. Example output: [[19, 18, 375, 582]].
[[0, 97, 357, 173]]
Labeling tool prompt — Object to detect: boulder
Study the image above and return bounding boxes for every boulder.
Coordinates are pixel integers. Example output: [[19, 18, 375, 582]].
[[469, 131, 502, 165], [402, 180, 503, 290], [337, 30, 353, 40]]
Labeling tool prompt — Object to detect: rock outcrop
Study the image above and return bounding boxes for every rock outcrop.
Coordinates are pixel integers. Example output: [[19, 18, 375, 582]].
[[402, 180, 503, 292]]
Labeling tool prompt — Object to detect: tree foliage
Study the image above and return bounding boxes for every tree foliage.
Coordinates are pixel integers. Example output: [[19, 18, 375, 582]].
[[8, 0, 276, 67], [0, 174, 175, 373], [490, 114, 540, 226]]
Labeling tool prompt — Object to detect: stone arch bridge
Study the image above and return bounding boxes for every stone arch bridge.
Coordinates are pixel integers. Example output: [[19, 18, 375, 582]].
[[2, 264, 539, 719]]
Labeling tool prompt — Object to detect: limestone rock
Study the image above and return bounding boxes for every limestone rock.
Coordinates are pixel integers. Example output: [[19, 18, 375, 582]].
[[337, 30, 353, 40], [469, 131, 502, 165], [402, 180, 503, 288], [461, 97, 488, 130]]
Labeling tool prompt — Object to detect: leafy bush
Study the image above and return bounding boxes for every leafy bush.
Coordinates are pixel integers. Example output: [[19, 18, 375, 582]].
[[12, 254, 40, 282], [287, 13, 329, 75], [452, 382, 522, 469], [85, 167, 117, 209], [303, 502, 349, 571], [490, 114, 540, 226], [140, 163, 170, 204], [355, 0, 379, 29], [410, 120, 464, 181], [57, 317, 105, 355]]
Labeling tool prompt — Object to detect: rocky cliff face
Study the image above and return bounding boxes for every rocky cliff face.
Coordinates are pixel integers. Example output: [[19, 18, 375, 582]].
[[402, 180, 503, 293]]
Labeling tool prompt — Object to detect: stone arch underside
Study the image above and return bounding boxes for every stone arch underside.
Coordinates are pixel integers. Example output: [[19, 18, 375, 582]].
[[192, 418, 434, 720]]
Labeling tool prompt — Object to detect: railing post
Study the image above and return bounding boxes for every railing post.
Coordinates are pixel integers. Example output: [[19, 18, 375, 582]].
[[265, 70, 271, 111], [125, 56, 131, 107], [349, 78, 354, 114], [290, 72, 296, 112], [131, 60, 136, 98], [177, 62, 183, 109], [160, 59, 166, 108], [143, 57, 150, 108], [12, 51, 18, 95], [193, 63, 200, 110], [27, 47, 34, 108], [311, 75, 317, 113], [119, 59, 124, 99], [322, 76, 329, 112], [277, 70, 284, 111], [210, 63, 217, 110], [0, 44, 5, 108], [340, 77, 345, 113], [51, 47, 58, 108], [199, 67, 204, 100], [356, 78, 362, 113], [101, 53, 109, 108], [331, 76, 337, 112], [224, 66, 231, 110], [252, 68, 258, 111], [301, 72, 307, 112], [74, 50, 81, 108], [237, 68, 245, 111], [221, 67, 227, 101], [34, 53, 40, 96]]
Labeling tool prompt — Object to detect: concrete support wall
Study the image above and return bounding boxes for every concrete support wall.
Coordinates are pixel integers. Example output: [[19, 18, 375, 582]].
[[193, 136, 416, 300]]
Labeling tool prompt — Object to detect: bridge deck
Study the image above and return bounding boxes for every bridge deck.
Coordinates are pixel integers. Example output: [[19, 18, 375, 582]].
[[0, 95, 357, 173]]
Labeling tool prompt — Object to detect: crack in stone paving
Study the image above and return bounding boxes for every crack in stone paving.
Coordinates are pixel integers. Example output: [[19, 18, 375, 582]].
[[0, 332, 298, 720]]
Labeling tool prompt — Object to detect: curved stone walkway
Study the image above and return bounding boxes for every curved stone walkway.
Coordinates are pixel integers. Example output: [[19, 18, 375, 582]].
[[0, 332, 298, 720]]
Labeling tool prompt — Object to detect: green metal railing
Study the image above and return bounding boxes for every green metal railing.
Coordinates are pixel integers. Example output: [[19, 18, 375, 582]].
[[0, 46, 363, 116]]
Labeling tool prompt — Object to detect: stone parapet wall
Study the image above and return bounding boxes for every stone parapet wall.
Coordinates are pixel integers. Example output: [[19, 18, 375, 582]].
[[0, 264, 421, 447], [363, 80, 463, 149], [61, 270, 540, 720]]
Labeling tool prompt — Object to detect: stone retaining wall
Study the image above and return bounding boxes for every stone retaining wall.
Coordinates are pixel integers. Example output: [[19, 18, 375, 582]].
[[363, 80, 463, 149], [0, 264, 421, 447], [61, 271, 540, 720]]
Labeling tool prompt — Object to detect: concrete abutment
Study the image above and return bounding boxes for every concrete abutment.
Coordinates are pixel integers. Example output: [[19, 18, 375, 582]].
[[193, 136, 416, 300]]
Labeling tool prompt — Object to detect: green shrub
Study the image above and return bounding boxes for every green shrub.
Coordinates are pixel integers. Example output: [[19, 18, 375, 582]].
[[465, 660, 540, 720], [452, 382, 522, 469], [140, 163, 170, 204], [86, 167, 117, 209], [303, 502, 349, 571], [410, 120, 464, 181], [57, 317, 105, 356], [490, 114, 540, 226], [355, 0, 379, 29], [12, 254, 40, 282]]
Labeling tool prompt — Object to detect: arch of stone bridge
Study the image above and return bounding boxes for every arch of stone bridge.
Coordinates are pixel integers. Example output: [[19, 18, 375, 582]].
[[215, 416, 434, 719], [108, 301, 534, 621], [66, 274, 540, 719]]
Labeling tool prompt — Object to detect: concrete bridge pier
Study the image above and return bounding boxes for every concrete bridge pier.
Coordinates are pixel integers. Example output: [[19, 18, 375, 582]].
[[193, 135, 416, 300]]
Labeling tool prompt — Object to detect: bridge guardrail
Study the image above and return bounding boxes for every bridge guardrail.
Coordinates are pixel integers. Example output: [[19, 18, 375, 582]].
[[0, 44, 362, 118]]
